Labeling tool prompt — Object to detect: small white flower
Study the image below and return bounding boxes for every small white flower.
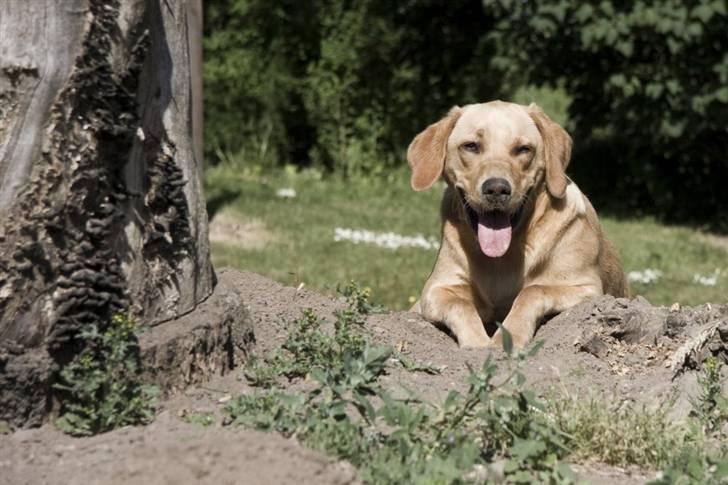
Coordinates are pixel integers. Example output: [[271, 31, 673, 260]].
[[627, 268, 663, 284], [276, 187, 296, 199], [334, 227, 439, 251], [693, 269, 721, 287]]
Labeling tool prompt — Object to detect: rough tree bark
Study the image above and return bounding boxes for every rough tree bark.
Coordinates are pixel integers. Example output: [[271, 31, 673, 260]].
[[0, 0, 214, 426]]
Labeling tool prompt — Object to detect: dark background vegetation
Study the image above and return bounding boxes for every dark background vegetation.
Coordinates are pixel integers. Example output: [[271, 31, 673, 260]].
[[203, 0, 728, 229]]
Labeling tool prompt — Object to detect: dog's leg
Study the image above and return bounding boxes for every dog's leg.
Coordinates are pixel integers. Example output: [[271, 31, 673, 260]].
[[491, 284, 599, 349], [420, 285, 490, 348]]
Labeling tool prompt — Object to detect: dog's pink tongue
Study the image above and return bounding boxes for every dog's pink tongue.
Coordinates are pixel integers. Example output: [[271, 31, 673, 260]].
[[477, 213, 512, 258]]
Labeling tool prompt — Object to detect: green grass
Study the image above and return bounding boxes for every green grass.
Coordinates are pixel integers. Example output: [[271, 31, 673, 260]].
[[205, 163, 728, 310], [206, 164, 442, 310], [603, 218, 728, 306], [549, 394, 689, 469]]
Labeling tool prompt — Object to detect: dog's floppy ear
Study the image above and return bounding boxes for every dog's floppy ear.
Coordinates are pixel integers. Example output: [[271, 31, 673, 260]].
[[528, 103, 572, 199], [407, 107, 461, 191]]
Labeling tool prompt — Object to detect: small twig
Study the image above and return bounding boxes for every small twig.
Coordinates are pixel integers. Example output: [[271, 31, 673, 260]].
[[199, 386, 230, 394]]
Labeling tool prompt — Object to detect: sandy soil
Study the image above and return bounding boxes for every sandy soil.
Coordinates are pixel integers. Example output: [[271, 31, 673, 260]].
[[2, 269, 726, 484], [208, 211, 275, 249]]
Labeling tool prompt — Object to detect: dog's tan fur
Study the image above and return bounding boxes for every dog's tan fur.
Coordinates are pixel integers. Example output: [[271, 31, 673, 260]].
[[408, 101, 627, 349]]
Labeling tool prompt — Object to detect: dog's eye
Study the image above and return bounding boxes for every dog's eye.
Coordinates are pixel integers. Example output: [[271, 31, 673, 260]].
[[461, 142, 480, 153], [514, 145, 532, 156]]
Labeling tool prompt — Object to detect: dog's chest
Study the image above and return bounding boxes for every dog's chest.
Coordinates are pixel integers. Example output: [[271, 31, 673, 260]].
[[471, 257, 524, 318]]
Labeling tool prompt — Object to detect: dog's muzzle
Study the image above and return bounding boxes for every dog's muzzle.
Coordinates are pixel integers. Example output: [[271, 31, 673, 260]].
[[459, 188, 528, 233], [458, 187, 530, 258]]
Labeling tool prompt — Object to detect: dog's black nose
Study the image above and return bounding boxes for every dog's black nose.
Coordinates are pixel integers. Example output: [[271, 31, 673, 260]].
[[482, 178, 512, 202]]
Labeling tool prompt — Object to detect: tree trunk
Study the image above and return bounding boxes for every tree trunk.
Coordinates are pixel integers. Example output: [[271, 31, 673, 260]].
[[0, 0, 213, 424]]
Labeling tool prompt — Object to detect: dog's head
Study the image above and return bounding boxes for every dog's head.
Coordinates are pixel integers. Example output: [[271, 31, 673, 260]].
[[407, 101, 572, 258]]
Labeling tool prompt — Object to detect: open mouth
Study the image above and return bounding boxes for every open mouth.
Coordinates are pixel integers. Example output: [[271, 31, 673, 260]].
[[459, 189, 528, 258]]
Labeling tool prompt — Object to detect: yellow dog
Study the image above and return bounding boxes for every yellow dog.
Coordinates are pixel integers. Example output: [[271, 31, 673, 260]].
[[409, 101, 627, 349]]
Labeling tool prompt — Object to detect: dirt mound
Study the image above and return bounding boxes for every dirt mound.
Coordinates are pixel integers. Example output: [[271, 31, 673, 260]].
[[1, 411, 358, 485], [364, 293, 727, 418], [2, 269, 726, 484], [567, 296, 728, 377]]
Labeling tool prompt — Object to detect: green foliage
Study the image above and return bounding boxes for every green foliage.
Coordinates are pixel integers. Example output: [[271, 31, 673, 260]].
[[338, 280, 386, 315], [245, 281, 433, 387], [649, 356, 728, 483], [512, 84, 572, 129], [550, 394, 689, 468], [204, 0, 727, 225], [651, 445, 728, 484], [53, 314, 158, 436], [182, 411, 216, 427], [487, 0, 728, 227], [691, 356, 728, 433], [230, 342, 575, 484], [232, 297, 574, 483], [244, 306, 369, 387], [550, 356, 728, 482], [204, 0, 507, 175], [230, 280, 728, 481]]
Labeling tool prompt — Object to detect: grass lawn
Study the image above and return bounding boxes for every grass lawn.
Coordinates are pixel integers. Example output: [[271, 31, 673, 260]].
[[205, 163, 728, 310]]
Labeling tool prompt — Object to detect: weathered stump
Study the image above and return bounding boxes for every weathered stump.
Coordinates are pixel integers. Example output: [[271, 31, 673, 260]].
[[0, 0, 215, 427]]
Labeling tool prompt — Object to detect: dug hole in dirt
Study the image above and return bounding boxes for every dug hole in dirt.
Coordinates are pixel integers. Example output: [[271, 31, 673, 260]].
[[2, 269, 727, 484]]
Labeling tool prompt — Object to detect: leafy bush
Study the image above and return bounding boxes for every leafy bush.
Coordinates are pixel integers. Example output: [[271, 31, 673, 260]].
[[243, 307, 369, 387], [231, 287, 575, 483], [691, 356, 728, 433], [651, 356, 728, 483], [487, 0, 728, 227], [337, 280, 386, 315], [230, 340, 575, 484], [204, 0, 507, 175], [53, 314, 158, 436], [651, 446, 728, 484], [245, 281, 432, 387]]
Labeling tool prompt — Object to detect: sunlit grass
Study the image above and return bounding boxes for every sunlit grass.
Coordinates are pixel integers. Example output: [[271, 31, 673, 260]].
[[206, 163, 728, 310]]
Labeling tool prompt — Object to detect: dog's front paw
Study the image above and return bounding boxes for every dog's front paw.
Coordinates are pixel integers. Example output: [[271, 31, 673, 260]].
[[487, 331, 503, 349], [457, 333, 490, 349], [488, 328, 531, 351]]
